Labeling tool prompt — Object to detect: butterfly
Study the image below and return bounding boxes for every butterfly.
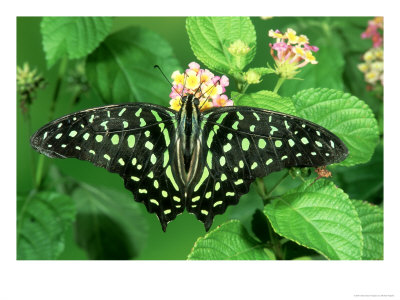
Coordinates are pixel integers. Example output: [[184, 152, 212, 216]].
[[31, 90, 348, 232]]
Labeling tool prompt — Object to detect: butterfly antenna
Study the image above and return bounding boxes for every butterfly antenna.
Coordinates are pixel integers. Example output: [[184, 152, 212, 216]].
[[154, 65, 183, 101], [199, 79, 220, 110]]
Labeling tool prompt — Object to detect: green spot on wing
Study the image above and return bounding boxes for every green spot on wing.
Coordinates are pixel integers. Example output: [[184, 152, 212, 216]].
[[127, 135, 135, 148], [232, 121, 239, 130], [194, 167, 209, 192], [111, 134, 119, 145], [242, 138, 250, 151], [166, 165, 179, 191], [151, 110, 163, 122], [135, 108, 142, 117], [258, 139, 266, 149], [216, 112, 228, 124]]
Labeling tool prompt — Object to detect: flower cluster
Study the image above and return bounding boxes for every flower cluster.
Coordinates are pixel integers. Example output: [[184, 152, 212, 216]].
[[169, 62, 233, 111], [268, 28, 319, 79], [358, 47, 383, 86], [358, 17, 384, 87], [361, 17, 383, 48]]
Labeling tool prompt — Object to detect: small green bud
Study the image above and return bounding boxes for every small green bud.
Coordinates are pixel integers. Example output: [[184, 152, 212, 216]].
[[228, 40, 250, 57], [244, 70, 261, 84], [289, 167, 302, 179], [274, 60, 300, 79]]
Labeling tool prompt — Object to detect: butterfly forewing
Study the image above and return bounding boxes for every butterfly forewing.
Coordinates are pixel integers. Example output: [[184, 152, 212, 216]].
[[186, 106, 348, 229], [30, 103, 185, 230]]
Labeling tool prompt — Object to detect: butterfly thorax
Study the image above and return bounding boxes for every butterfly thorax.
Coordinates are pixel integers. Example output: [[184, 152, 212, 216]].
[[175, 94, 202, 188]]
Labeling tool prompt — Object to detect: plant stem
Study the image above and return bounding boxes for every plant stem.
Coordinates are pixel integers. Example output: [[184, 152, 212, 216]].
[[267, 219, 284, 259], [23, 111, 36, 187], [35, 56, 68, 189], [49, 56, 68, 121], [35, 155, 45, 189], [273, 77, 285, 94], [241, 82, 250, 94], [255, 178, 268, 205]]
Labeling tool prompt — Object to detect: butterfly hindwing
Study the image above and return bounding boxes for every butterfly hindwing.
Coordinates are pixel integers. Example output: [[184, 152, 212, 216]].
[[30, 103, 185, 230], [186, 106, 348, 230]]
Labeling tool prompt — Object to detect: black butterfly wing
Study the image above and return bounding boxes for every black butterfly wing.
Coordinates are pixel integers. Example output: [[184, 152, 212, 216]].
[[187, 106, 348, 230], [30, 103, 185, 231]]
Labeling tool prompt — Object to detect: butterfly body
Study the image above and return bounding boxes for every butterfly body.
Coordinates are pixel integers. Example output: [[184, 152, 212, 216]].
[[175, 94, 202, 186], [31, 99, 348, 231]]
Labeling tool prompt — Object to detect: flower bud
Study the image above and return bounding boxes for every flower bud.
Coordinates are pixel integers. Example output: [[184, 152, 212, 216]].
[[244, 70, 261, 84], [228, 40, 250, 57]]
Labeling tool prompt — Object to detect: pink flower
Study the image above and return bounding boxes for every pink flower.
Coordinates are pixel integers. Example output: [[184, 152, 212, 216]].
[[212, 94, 233, 107], [220, 75, 229, 88], [199, 69, 214, 84], [304, 44, 319, 52], [361, 17, 383, 48], [372, 35, 383, 48], [187, 62, 200, 73], [169, 84, 184, 99], [272, 41, 288, 52]]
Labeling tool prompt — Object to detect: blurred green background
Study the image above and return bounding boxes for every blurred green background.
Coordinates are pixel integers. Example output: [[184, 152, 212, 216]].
[[17, 16, 380, 260]]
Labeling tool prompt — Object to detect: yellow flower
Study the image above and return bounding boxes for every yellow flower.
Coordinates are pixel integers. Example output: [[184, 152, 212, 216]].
[[293, 46, 306, 58], [186, 74, 200, 90], [375, 47, 383, 60], [199, 99, 213, 111], [358, 63, 369, 73], [169, 96, 182, 111], [305, 51, 318, 64], [374, 17, 383, 27], [202, 83, 221, 97], [200, 70, 214, 83], [285, 28, 298, 44], [365, 70, 380, 84], [268, 29, 283, 39], [371, 61, 383, 72], [297, 34, 309, 45], [363, 50, 375, 62], [171, 71, 185, 85]]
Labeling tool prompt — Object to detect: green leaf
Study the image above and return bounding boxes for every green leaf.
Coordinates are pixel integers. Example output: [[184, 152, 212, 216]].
[[41, 17, 113, 68], [248, 67, 275, 76], [234, 90, 296, 115], [187, 220, 272, 260], [72, 182, 148, 260], [335, 142, 383, 202], [86, 26, 181, 104], [17, 191, 76, 259], [352, 200, 383, 260], [292, 88, 379, 166], [186, 17, 256, 74], [333, 17, 371, 52], [264, 179, 363, 260]]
